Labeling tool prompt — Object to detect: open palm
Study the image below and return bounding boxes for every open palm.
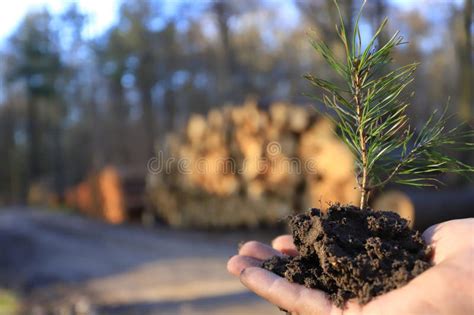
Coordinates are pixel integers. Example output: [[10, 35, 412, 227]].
[[228, 219, 474, 315]]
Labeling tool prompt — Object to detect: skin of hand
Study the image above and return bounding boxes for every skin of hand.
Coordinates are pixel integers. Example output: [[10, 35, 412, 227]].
[[227, 219, 474, 315]]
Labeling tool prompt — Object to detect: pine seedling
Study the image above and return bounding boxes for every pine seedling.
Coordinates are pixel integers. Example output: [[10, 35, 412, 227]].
[[305, 1, 474, 209]]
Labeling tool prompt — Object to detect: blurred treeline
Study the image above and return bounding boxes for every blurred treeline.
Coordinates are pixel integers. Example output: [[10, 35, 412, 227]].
[[0, 0, 472, 204]]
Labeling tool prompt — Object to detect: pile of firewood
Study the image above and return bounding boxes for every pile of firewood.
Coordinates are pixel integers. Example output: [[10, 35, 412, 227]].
[[147, 99, 359, 228], [65, 166, 146, 224], [27, 179, 60, 208]]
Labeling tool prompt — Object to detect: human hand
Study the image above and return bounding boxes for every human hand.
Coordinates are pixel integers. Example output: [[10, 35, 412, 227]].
[[227, 219, 474, 315]]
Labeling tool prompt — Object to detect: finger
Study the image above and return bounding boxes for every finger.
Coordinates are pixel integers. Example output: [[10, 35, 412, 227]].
[[422, 219, 474, 264], [272, 235, 298, 256], [422, 224, 438, 244], [239, 241, 282, 260], [240, 267, 333, 315], [227, 255, 262, 277]]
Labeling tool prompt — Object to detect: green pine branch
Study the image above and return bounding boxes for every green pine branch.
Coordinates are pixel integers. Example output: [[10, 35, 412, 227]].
[[306, 0, 474, 209]]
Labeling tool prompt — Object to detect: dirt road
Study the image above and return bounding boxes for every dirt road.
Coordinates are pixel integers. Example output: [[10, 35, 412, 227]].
[[0, 208, 281, 315]]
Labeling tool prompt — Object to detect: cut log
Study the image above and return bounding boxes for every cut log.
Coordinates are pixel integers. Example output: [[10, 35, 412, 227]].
[[187, 114, 207, 145], [97, 167, 126, 224], [27, 180, 59, 208], [207, 109, 224, 131], [288, 106, 309, 133], [372, 190, 415, 227], [269, 102, 288, 130], [66, 166, 146, 224]]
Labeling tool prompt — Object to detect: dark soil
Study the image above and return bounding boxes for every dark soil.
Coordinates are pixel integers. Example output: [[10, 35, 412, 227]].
[[262, 205, 432, 307]]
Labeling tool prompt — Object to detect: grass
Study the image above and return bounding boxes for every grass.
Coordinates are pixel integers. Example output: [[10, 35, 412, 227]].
[[0, 289, 20, 315]]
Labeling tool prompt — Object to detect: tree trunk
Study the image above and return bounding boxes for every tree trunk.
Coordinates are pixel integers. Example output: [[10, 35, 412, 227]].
[[27, 96, 40, 183], [112, 96, 130, 164], [374, 0, 388, 45], [213, 2, 234, 101], [458, 0, 473, 175], [52, 118, 65, 201], [2, 104, 16, 202], [459, 0, 472, 123], [141, 85, 156, 158], [164, 89, 176, 132], [344, 0, 354, 44]]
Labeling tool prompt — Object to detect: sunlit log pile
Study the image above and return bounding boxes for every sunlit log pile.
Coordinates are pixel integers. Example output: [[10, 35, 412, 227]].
[[65, 166, 146, 224], [147, 99, 359, 228], [27, 180, 60, 208]]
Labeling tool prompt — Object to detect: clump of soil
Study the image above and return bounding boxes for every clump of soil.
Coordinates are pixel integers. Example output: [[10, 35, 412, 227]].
[[262, 205, 432, 307]]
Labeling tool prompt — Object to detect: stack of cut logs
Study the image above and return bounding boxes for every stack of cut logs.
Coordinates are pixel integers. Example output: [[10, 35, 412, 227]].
[[147, 99, 360, 228], [55, 100, 474, 229], [65, 166, 146, 224]]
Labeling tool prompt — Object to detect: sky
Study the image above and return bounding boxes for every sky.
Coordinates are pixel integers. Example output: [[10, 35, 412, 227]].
[[0, 0, 464, 44], [0, 0, 118, 41]]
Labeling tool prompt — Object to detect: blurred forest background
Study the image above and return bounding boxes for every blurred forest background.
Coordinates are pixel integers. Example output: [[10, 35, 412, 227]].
[[0, 0, 472, 205]]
